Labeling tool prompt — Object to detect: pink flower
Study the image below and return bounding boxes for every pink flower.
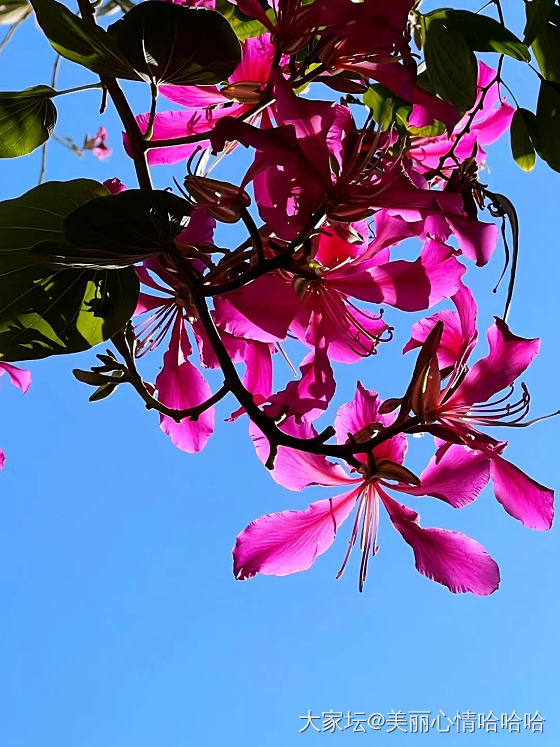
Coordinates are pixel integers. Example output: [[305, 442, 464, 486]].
[[0, 362, 31, 394], [409, 63, 514, 173], [128, 34, 275, 166], [396, 289, 554, 531], [215, 219, 464, 365], [234, 384, 500, 594], [83, 127, 111, 160]]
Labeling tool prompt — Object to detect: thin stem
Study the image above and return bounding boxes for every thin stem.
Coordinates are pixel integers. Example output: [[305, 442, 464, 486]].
[[38, 54, 61, 184], [240, 206, 264, 263], [0, 14, 27, 54], [76, 0, 153, 190], [142, 81, 159, 140], [51, 82, 103, 97], [112, 329, 230, 421]]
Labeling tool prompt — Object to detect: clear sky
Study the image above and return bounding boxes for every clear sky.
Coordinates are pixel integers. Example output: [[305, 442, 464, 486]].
[[0, 3, 558, 746]]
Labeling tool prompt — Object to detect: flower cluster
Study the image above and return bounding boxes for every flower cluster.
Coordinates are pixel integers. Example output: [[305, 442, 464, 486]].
[[2, 0, 552, 597], [94, 0, 555, 596]]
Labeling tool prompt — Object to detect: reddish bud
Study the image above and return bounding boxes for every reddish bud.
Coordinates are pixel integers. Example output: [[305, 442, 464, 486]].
[[184, 176, 251, 223]]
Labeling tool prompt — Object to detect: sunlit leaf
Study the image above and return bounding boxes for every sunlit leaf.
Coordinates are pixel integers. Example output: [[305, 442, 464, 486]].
[[510, 108, 536, 172], [0, 0, 31, 25], [532, 17, 560, 82], [422, 15, 477, 112], [0, 86, 56, 158]]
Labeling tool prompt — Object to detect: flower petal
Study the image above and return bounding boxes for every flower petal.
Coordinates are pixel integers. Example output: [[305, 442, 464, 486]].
[[155, 321, 214, 453], [233, 487, 361, 579], [250, 419, 354, 491], [490, 454, 554, 531], [457, 318, 540, 406], [380, 491, 500, 595], [0, 362, 31, 393], [400, 444, 491, 508]]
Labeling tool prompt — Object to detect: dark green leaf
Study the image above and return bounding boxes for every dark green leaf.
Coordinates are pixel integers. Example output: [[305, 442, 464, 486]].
[[0, 86, 56, 158], [510, 108, 536, 172], [535, 78, 560, 171], [524, 0, 556, 45], [107, 2, 241, 85], [54, 190, 192, 269], [29, 0, 137, 79], [422, 16, 478, 112], [532, 19, 560, 82], [424, 9, 530, 62], [0, 180, 139, 362]]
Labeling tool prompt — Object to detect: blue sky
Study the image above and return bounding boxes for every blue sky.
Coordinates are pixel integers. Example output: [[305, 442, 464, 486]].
[[0, 3, 558, 746]]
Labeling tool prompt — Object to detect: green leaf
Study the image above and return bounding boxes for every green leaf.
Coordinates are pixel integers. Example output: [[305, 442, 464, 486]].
[[532, 19, 560, 82], [0, 86, 56, 158], [524, 0, 556, 46], [0, 180, 139, 362], [52, 190, 193, 269], [0, 0, 31, 25], [535, 78, 560, 171], [107, 2, 241, 85], [422, 16, 478, 112], [424, 9, 530, 62], [363, 82, 446, 137], [29, 0, 137, 79], [215, 0, 271, 41], [510, 108, 536, 172]]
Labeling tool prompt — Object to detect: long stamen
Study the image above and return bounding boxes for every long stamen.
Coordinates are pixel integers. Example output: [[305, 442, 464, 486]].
[[135, 302, 177, 356], [336, 493, 365, 580]]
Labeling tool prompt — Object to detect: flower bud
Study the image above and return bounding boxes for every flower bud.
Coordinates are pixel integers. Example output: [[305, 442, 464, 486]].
[[220, 81, 264, 104], [184, 176, 251, 223]]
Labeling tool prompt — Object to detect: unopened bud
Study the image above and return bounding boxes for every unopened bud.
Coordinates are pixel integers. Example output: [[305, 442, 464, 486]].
[[372, 458, 421, 486], [220, 81, 263, 104], [184, 176, 251, 223]]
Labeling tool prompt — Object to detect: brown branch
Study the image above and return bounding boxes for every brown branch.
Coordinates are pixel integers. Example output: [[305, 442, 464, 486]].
[[111, 327, 230, 422]]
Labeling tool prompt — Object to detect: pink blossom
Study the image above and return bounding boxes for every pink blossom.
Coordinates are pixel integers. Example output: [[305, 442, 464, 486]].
[[409, 63, 515, 173], [234, 384, 500, 594], [215, 220, 464, 365], [127, 34, 275, 166], [83, 127, 111, 160], [398, 298, 554, 531], [0, 362, 31, 394]]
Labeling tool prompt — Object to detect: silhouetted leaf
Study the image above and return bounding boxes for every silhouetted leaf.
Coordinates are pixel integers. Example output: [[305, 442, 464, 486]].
[[524, 0, 556, 45], [29, 0, 137, 78], [0, 180, 139, 361], [536, 78, 560, 171], [425, 9, 530, 61], [107, 2, 241, 85], [53, 190, 193, 268]]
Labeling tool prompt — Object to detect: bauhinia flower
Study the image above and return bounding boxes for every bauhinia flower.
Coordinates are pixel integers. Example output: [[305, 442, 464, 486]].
[[390, 285, 555, 531], [234, 384, 500, 595]]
